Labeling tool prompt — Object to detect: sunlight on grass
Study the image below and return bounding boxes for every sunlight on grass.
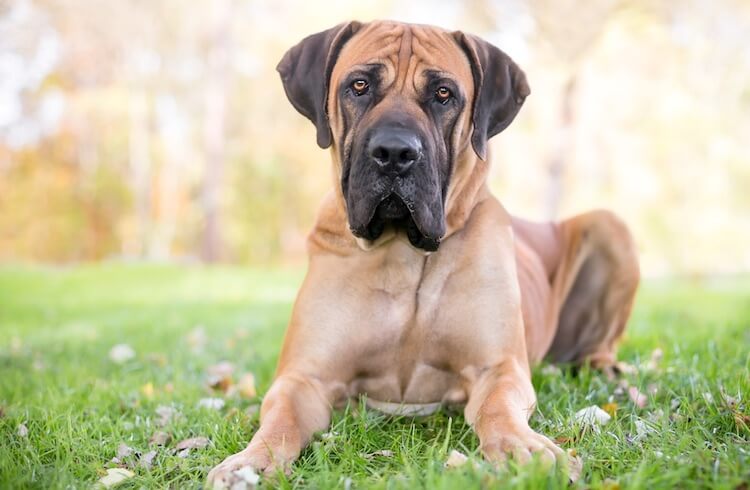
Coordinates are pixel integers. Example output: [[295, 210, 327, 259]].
[[0, 266, 748, 488]]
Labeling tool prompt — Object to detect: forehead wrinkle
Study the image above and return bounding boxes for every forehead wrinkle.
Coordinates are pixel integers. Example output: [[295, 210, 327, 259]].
[[395, 27, 413, 92]]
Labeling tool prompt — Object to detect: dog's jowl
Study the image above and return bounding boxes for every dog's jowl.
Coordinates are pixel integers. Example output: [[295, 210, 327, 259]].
[[207, 20, 639, 487]]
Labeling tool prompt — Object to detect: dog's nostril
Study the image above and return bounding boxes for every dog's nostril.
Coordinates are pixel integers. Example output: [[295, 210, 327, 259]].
[[399, 149, 415, 163], [372, 146, 389, 164]]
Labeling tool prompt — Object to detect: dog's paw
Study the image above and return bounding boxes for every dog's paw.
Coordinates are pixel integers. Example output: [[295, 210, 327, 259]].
[[206, 446, 288, 489], [480, 426, 565, 467]]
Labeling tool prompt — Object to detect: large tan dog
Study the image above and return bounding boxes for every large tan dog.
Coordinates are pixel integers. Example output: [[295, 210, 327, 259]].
[[208, 20, 639, 486]]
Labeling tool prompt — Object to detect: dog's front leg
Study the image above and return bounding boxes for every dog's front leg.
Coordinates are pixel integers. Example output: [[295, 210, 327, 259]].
[[465, 358, 564, 466], [207, 372, 332, 487]]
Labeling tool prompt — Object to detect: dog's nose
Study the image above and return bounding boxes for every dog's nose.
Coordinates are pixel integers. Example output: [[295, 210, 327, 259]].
[[368, 129, 422, 175]]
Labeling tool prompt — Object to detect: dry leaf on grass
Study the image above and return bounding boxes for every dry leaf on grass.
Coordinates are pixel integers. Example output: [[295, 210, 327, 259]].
[[444, 449, 469, 468], [541, 365, 562, 376], [139, 450, 157, 470], [154, 405, 181, 427], [108, 344, 135, 364], [645, 347, 664, 371], [97, 468, 134, 488], [116, 443, 134, 459], [232, 466, 261, 488], [602, 478, 621, 490], [197, 398, 225, 411], [601, 402, 618, 418], [361, 449, 394, 459], [631, 419, 655, 442], [236, 373, 257, 399], [207, 361, 235, 393], [575, 406, 611, 426], [628, 387, 648, 408], [175, 436, 210, 457], [567, 448, 583, 483], [149, 431, 171, 446]]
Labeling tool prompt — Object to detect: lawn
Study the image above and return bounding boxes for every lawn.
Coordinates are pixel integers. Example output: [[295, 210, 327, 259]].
[[0, 265, 748, 489]]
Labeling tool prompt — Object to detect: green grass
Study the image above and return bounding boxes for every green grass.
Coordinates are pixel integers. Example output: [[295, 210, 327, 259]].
[[0, 265, 748, 489]]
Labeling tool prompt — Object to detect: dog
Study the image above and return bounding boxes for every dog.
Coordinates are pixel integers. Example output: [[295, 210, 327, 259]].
[[207, 20, 639, 487]]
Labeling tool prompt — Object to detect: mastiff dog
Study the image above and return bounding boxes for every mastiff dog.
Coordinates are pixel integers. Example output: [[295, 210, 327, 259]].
[[208, 20, 639, 486]]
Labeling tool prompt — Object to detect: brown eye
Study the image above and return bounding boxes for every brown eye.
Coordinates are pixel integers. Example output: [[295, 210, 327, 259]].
[[435, 86, 452, 103], [351, 79, 369, 96]]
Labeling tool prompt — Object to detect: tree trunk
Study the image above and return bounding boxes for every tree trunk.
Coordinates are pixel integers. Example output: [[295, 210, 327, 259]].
[[200, 0, 232, 262], [543, 74, 577, 219]]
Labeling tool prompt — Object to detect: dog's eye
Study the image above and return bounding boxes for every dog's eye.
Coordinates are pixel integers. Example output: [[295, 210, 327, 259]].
[[351, 79, 369, 96], [435, 86, 452, 104]]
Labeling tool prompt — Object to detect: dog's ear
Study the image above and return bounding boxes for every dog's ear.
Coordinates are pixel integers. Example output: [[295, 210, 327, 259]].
[[453, 32, 530, 161], [277, 22, 362, 149]]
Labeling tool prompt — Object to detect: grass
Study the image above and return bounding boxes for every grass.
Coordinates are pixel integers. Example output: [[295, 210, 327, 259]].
[[0, 264, 748, 489]]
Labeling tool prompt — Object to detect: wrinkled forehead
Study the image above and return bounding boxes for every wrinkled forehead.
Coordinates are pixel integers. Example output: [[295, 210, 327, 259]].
[[330, 21, 473, 95]]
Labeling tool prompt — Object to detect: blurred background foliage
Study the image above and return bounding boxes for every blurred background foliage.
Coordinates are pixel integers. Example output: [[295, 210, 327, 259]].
[[0, 0, 748, 275]]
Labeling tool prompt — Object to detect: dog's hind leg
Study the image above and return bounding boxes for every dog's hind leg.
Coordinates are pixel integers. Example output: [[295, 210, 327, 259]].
[[545, 210, 640, 368]]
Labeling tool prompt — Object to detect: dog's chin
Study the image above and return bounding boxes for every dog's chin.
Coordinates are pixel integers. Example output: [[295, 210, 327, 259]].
[[351, 195, 442, 252]]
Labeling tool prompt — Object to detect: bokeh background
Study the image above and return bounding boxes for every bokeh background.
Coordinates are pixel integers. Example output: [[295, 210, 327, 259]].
[[1, 0, 749, 276]]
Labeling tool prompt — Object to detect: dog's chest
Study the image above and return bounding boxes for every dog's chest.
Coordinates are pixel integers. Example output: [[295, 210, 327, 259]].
[[345, 241, 513, 408]]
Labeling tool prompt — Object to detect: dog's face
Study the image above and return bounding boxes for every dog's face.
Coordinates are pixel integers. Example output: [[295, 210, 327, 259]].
[[278, 21, 529, 251]]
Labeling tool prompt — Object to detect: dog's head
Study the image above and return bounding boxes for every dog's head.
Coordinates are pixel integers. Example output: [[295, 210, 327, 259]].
[[278, 21, 529, 252]]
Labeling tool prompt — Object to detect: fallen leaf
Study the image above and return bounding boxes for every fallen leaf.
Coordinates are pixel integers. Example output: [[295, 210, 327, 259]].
[[233, 466, 260, 487], [236, 373, 257, 399], [554, 436, 573, 445], [175, 436, 210, 450], [721, 389, 739, 409], [567, 448, 583, 483], [116, 443, 134, 459], [614, 361, 638, 375], [197, 397, 225, 411], [108, 344, 135, 364], [149, 431, 171, 446], [733, 413, 750, 432], [445, 449, 469, 468], [601, 402, 618, 418], [602, 478, 621, 490], [575, 406, 611, 426], [17, 423, 28, 437], [632, 419, 655, 442], [97, 468, 134, 488], [154, 405, 181, 427], [206, 361, 234, 393], [541, 365, 562, 376], [141, 382, 155, 399], [361, 449, 394, 459], [646, 348, 664, 371], [139, 450, 157, 470], [628, 387, 648, 408]]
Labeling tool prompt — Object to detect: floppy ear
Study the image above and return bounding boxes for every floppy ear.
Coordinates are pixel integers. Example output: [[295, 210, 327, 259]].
[[277, 21, 362, 149], [453, 32, 530, 161]]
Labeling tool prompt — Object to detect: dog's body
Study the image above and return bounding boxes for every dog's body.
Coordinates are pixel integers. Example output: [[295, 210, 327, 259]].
[[208, 21, 639, 486]]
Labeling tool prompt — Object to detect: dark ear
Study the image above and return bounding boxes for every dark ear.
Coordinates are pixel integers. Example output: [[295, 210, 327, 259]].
[[453, 32, 530, 161], [277, 21, 362, 148]]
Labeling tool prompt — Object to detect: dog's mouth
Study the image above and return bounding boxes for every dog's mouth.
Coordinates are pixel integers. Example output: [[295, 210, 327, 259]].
[[353, 194, 441, 252]]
